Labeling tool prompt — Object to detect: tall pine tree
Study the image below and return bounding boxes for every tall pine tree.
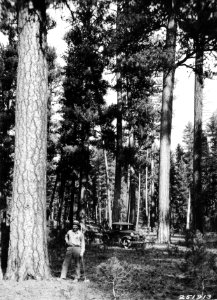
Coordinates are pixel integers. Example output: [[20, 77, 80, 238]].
[[6, 0, 50, 280]]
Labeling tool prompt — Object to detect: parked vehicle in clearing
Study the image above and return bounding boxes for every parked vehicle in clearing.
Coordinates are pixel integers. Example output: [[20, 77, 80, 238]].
[[85, 221, 103, 244], [103, 222, 146, 248]]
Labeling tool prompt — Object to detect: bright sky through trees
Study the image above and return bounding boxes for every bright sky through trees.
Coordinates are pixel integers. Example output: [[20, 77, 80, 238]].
[[1, 8, 217, 151], [47, 9, 217, 150], [173, 67, 217, 149]]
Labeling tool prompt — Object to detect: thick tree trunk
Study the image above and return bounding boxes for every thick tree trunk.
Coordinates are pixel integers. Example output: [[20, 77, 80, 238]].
[[193, 41, 204, 232], [158, 1, 177, 243], [6, 1, 50, 280], [113, 71, 122, 222], [113, 2, 122, 222]]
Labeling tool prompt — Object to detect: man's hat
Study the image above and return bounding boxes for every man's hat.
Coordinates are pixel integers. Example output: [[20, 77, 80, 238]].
[[73, 220, 80, 227]]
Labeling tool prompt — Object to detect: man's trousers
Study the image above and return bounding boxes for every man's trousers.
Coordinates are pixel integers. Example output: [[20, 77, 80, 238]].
[[60, 246, 81, 279]]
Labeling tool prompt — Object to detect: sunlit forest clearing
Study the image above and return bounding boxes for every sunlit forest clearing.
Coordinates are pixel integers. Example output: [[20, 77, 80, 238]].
[[1, 0, 217, 299]]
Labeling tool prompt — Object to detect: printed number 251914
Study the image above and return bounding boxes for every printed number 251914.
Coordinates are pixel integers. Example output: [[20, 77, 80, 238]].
[[178, 295, 212, 300]]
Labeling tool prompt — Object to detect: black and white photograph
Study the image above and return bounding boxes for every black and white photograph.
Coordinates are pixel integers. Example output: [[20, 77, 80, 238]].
[[0, 0, 217, 299]]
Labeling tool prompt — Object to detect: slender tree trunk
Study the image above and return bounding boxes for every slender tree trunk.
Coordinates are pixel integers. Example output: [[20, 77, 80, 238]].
[[92, 175, 98, 222], [145, 161, 148, 219], [0, 218, 3, 280], [77, 167, 83, 219], [6, 0, 50, 280], [158, 0, 177, 243], [145, 150, 151, 228], [193, 40, 204, 232], [113, 70, 122, 222], [63, 188, 69, 226], [150, 144, 156, 229], [0, 193, 6, 278], [69, 176, 75, 227], [99, 201, 102, 224], [129, 130, 136, 225], [96, 159, 100, 223], [103, 148, 112, 227], [57, 174, 66, 226], [129, 173, 136, 224], [127, 166, 131, 223], [47, 173, 59, 220], [95, 205, 98, 223], [78, 149, 88, 221], [186, 189, 191, 230], [136, 172, 141, 231]]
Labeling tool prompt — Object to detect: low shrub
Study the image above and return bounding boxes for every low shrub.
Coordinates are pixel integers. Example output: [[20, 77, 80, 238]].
[[180, 230, 217, 296]]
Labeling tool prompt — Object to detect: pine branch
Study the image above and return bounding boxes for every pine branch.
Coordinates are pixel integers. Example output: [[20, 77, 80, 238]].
[[175, 51, 195, 68], [61, 0, 76, 22]]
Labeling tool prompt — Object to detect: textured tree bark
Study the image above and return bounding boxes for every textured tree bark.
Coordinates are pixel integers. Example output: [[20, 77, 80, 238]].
[[193, 41, 204, 232], [158, 0, 177, 243], [113, 71, 122, 222], [6, 1, 50, 280], [112, 2, 122, 222]]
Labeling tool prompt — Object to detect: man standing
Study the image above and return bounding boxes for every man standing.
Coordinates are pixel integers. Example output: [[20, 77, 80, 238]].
[[60, 220, 85, 281]]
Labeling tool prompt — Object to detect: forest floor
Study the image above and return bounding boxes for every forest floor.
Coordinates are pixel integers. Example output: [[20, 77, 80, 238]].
[[1, 236, 217, 300]]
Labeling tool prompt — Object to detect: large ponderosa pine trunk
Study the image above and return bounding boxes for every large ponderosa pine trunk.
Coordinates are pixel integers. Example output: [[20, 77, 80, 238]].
[[113, 80, 122, 222], [6, 0, 50, 280], [112, 3, 122, 222], [158, 0, 177, 243], [193, 40, 204, 232]]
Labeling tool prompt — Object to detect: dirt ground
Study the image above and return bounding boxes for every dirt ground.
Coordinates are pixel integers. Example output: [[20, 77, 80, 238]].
[[0, 241, 217, 300], [0, 278, 107, 300]]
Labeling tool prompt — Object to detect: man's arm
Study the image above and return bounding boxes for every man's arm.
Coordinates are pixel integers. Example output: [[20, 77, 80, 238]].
[[65, 231, 70, 245]]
